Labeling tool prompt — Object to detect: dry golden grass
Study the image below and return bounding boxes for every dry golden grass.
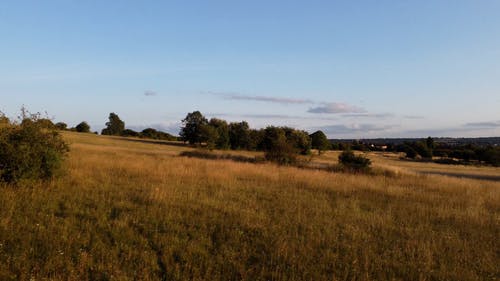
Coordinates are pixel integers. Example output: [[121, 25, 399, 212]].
[[0, 132, 499, 280]]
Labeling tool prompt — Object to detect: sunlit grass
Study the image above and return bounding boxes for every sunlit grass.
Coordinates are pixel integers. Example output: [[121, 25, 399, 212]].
[[0, 132, 498, 280]]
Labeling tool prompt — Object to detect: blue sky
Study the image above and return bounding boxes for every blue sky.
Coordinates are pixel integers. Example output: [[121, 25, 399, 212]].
[[1, 0, 499, 138]]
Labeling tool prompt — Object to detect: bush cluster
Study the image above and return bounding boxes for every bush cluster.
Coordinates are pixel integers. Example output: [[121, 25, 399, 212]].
[[338, 150, 371, 172], [0, 111, 69, 183]]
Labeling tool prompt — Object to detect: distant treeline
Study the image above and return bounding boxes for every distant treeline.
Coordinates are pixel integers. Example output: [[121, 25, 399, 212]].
[[332, 137, 500, 167], [30, 110, 499, 167], [331, 137, 500, 147], [49, 111, 330, 164], [48, 113, 178, 141]]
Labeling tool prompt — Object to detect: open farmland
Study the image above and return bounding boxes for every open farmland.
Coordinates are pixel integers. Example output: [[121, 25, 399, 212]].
[[0, 132, 499, 280]]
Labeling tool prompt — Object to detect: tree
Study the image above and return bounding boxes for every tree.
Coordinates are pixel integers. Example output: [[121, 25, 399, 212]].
[[121, 129, 139, 137], [310, 130, 330, 154], [486, 147, 500, 167], [180, 111, 208, 144], [414, 141, 432, 158], [199, 124, 218, 150], [101, 113, 125, 135], [229, 121, 251, 150], [208, 118, 230, 149], [75, 122, 90, 133], [54, 122, 68, 130], [283, 127, 311, 155], [248, 129, 264, 151], [140, 128, 177, 141], [426, 136, 435, 150], [404, 144, 418, 159], [140, 128, 159, 139], [261, 126, 297, 165]]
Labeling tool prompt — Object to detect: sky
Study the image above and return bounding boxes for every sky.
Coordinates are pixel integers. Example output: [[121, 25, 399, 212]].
[[1, 0, 499, 138]]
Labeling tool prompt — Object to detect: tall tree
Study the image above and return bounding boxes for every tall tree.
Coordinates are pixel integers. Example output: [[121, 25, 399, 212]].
[[261, 126, 297, 164], [310, 130, 330, 154], [199, 124, 218, 150], [101, 113, 125, 135], [180, 111, 208, 144], [426, 136, 435, 155], [229, 121, 251, 150], [283, 127, 312, 155], [208, 118, 230, 149], [248, 129, 264, 151]]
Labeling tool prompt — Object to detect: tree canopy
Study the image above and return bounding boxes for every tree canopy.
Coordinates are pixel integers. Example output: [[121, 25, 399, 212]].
[[208, 118, 230, 149], [101, 113, 125, 135], [310, 130, 330, 154], [75, 122, 90, 133], [55, 122, 68, 130], [180, 111, 208, 144]]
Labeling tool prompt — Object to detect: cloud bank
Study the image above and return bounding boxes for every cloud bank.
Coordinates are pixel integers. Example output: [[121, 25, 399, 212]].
[[316, 123, 395, 135], [212, 92, 314, 105], [464, 121, 500, 128], [308, 102, 366, 114]]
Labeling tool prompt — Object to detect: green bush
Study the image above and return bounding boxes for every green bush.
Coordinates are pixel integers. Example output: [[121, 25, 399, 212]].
[[75, 121, 91, 133], [338, 150, 371, 172], [0, 111, 69, 184], [262, 127, 297, 165]]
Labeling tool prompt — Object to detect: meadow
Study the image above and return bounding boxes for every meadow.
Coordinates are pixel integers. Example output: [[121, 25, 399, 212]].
[[0, 132, 499, 280]]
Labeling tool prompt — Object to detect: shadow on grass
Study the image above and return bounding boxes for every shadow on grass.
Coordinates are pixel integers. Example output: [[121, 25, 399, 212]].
[[179, 150, 399, 178], [419, 171, 500, 182], [117, 137, 190, 148], [179, 150, 266, 164]]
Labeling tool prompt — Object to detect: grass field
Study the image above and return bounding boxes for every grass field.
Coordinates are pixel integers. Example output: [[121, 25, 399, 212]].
[[0, 132, 499, 280]]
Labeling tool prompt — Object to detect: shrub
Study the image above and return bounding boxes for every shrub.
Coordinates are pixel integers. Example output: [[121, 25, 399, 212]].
[[262, 127, 297, 165], [75, 121, 91, 133], [404, 145, 418, 159], [0, 111, 69, 184], [121, 129, 140, 137], [338, 150, 371, 172], [54, 122, 68, 130]]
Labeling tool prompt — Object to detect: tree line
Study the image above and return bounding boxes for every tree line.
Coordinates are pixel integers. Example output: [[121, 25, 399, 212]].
[[64, 110, 366, 167], [10, 109, 497, 168], [51, 113, 177, 141], [178, 111, 336, 164], [335, 137, 500, 167], [63, 111, 331, 161], [0, 108, 371, 184], [398, 140, 500, 166]]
